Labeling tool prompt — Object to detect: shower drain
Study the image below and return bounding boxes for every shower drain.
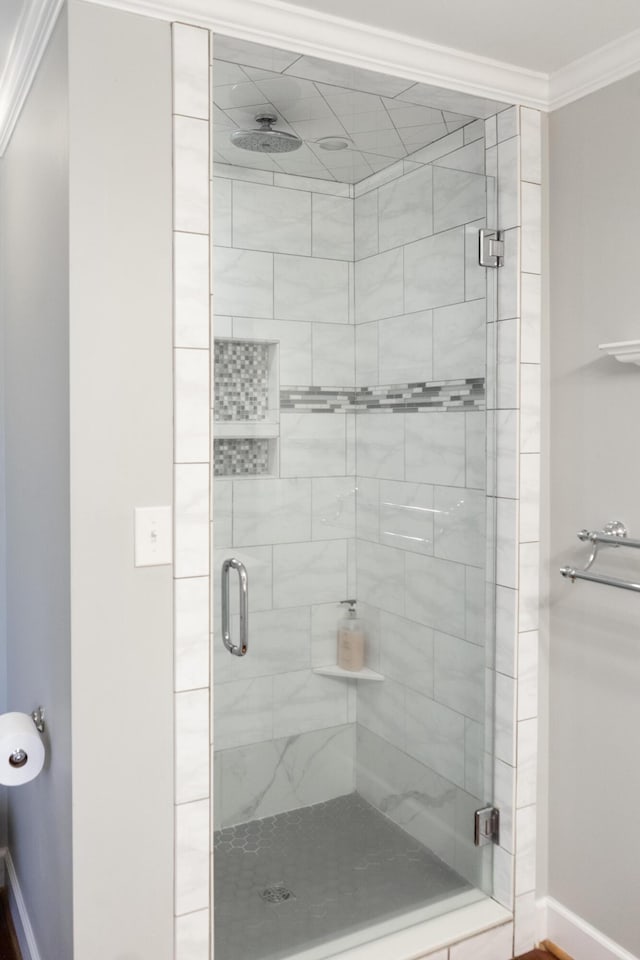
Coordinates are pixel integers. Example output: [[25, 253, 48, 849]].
[[259, 885, 295, 904]]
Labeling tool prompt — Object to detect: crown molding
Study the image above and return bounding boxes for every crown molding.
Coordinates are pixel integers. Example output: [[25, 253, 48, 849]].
[[549, 27, 640, 111], [0, 0, 64, 156], [85, 0, 550, 108]]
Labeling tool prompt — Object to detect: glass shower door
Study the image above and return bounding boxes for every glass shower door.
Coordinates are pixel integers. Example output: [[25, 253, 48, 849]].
[[210, 33, 499, 960]]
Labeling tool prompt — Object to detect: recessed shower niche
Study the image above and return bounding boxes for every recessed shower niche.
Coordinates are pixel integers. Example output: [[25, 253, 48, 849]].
[[213, 338, 279, 477]]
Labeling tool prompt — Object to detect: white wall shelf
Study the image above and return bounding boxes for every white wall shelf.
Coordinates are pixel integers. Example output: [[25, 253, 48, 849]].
[[312, 665, 384, 682], [598, 340, 640, 365]]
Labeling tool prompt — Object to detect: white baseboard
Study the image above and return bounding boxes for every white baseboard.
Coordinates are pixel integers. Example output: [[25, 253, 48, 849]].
[[0, 848, 42, 960], [537, 896, 639, 960]]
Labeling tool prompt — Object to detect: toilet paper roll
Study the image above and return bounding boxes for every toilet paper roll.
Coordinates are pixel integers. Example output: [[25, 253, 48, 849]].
[[0, 713, 45, 786]]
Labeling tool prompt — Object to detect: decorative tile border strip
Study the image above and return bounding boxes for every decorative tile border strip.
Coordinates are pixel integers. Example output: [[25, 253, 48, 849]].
[[280, 379, 485, 414]]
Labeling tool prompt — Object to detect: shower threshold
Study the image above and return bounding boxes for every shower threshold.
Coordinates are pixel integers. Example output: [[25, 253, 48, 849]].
[[214, 793, 485, 960]]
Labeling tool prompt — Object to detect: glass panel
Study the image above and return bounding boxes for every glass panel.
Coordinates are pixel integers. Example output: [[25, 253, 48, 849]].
[[211, 34, 500, 960]]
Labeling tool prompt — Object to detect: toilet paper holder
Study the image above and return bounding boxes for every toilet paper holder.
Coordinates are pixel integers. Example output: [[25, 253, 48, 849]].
[[31, 707, 45, 734]]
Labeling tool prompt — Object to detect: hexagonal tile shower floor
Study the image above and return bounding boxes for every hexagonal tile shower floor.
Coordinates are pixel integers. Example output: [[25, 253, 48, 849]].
[[214, 793, 472, 960]]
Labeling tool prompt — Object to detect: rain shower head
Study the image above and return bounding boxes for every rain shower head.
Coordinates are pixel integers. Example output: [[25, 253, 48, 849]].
[[230, 114, 303, 154]]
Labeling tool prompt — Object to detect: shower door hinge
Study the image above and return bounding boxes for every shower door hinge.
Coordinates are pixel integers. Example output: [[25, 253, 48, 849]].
[[478, 229, 504, 268], [474, 806, 500, 846]]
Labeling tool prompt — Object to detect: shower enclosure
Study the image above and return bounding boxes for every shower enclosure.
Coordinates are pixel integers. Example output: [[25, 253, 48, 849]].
[[210, 35, 501, 960]]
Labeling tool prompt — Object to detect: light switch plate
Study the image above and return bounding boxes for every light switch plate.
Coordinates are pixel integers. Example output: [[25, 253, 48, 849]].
[[135, 506, 172, 566]]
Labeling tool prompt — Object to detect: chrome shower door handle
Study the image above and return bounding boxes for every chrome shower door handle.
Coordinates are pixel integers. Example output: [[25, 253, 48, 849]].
[[221, 558, 249, 657]]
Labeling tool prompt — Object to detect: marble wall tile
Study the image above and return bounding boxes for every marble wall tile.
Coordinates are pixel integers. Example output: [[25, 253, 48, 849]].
[[463, 718, 484, 798], [494, 757, 516, 854], [433, 299, 486, 381], [517, 630, 538, 721], [495, 585, 517, 677], [433, 487, 485, 568], [519, 453, 540, 543], [405, 553, 466, 637], [274, 254, 349, 323], [495, 672, 516, 765], [232, 478, 311, 546], [312, 194, 354, 260], [464, 565, 487, 647], [214, 162, 273, 184], [217, 725, 355, 827], [378, 165, 433, 251], [175, 577, 210, 692], [454, 788, 489, 888], [520, 363, 541, 452], [520, 273, 541, 364], [405, 412, 466, 486], [355, 191, 379, 260], [212, 178, 231, 247], [515, 804, 536, 895], [311, 602, 342, 666], [357, 677, 405, 750], [379, 479, 434, 556], [212, 478, 232, 549], [521, 182, 542, 275], [355, 476, 379, 542], [463, 119, 484, 144], [433, 168, 486, 233], [497, 135, 520, 231], [465, 412, 486, 491], [494, 409, 518, 500], [407, 129, 463, 166], [496, 317, 520, 409], [356, 539, 405, 615], [405, 688, 465, 787], [312, 477, 356, 540], [493, 844, 514, 910], [175, 799, 210, 915], [356, 413, 405, 480], [273, 670, 349, 738], [232, 180, 311, 256], [231, 316, 312, 386], [176, 689, 210, 803], [378, 611, 434, 696], [404, 227, 465, 313], [433, 139, 485, 175], [518, 542, 540, 632], [175, 464, 209, 578], [173, 24, 209, 120], [378, 310, 433, 384], [356, 724, 457, 866], [312, 323, 354, 386], [280, 412, 346, 477], [355, 322, 379, 386], [496, 497, 518, 590], [520, 109, 542, 185], [449, 921, 513, 960], [175, 909, 209, 960], [355, 248, 404, 322], [516, 718, 537, 809], [174, 116, 209, 234], [213, 247, 273, 318], [175, 349, 210, 463], [484, 116, 497, 149], [514, 891, 537, 956], [497, 107, 519, 143], [174, 232, 210, 348], [433, 632, 484, 723], [274, 172, 350, 196], [214, 676, 273, 750], [228, 606, 311, 681], [497, 227, 520, 321], [273, 539, 347, 607]]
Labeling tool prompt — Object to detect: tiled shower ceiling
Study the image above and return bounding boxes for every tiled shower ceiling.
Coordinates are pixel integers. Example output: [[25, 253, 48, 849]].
[[212, 35, 510, 184]]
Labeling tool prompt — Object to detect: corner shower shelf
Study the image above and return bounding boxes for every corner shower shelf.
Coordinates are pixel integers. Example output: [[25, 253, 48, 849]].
[[312, 665, 384, 681], [598, 340, 640, 365]]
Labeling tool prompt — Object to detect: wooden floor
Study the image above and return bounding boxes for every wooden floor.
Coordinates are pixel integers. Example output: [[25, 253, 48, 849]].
[[516, 952, 551, 960], [0, 891, 21, 960]]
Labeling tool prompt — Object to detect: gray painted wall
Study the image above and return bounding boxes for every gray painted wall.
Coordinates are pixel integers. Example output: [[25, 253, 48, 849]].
[[549, 73, 640, 956], [0, 9, 72, 957], [67, 3, 174, 957]]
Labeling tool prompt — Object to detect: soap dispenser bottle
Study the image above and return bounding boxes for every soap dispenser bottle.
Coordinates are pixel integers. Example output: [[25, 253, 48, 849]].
[[337, 600, 365, 672]]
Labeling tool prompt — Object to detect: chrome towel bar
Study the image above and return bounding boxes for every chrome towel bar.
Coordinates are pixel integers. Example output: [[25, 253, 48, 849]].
[[560, 520, 640, 593], [221, 558, 249, 657]]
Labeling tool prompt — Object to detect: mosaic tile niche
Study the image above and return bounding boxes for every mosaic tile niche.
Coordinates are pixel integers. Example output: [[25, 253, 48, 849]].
[[214, 338, 278, 477]]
